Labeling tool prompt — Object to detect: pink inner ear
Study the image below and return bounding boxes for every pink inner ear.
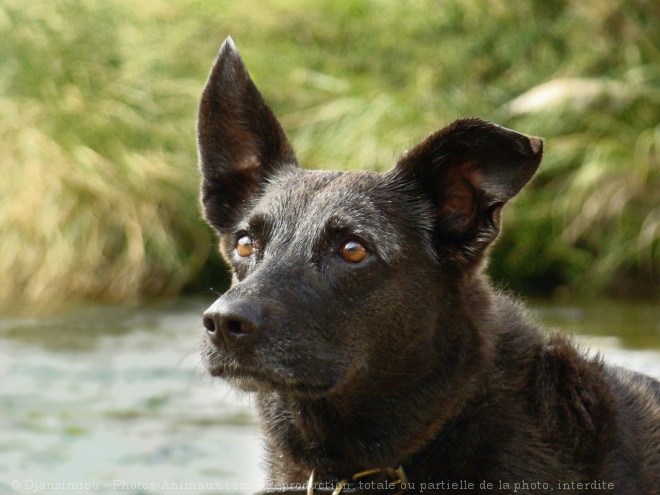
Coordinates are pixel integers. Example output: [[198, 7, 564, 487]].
[[437, 161, 478, 234]]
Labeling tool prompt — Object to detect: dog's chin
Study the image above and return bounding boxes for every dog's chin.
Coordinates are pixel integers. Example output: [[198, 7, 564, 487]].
[[225, 375, 264, 393], [207, 364, 336, 397]]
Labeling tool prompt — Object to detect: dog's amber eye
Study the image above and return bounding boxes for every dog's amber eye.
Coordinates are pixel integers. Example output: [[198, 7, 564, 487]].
[[340, 240, 370, 263], [236, 235, 254, 257]]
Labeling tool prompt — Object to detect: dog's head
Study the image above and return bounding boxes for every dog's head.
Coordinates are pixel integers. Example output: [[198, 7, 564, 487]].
[[198, 38, 543, 398]]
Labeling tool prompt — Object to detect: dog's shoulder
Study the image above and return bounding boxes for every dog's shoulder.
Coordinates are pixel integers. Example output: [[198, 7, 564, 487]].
[[488, 296, 615, 445], [605, 364, 660, 483], [484, 294, 660, 486]]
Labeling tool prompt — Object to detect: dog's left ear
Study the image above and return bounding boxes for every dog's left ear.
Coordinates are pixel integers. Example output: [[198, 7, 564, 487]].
[[198, 37, 297, 233], [393, 118, 543, 260]]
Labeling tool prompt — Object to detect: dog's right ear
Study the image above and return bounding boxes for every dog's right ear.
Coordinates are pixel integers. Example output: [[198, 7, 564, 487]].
[[198, 37, 297, 232]]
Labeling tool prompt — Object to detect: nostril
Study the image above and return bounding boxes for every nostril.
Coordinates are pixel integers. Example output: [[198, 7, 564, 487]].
[[203, 316, 216, 333], [203, 298, 263, 346], [226, 319, 243, 335]]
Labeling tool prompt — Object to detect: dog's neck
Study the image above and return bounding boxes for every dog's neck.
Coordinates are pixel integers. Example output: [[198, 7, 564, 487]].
[[257, 280, 498, 484]]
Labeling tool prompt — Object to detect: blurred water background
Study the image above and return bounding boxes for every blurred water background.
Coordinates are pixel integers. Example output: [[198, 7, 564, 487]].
[[1, 0, 659, 494], [0, 299, 264, 495]]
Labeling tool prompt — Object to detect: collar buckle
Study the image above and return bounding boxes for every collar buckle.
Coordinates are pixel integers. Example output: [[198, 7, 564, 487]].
[[306, 465, 409, 495]]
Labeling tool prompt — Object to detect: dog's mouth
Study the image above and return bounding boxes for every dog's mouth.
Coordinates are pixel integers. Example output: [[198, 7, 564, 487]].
[[207, 360, 336, 396], [200, 324, 343, 397]]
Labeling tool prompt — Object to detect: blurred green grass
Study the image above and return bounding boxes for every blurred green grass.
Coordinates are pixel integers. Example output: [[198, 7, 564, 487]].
[[1, 0, 658, 313]]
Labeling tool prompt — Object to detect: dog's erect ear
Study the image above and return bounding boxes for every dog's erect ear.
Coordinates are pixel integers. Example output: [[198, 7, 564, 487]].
[[393, 118, 543, 259], [197, 37, 297, 232]]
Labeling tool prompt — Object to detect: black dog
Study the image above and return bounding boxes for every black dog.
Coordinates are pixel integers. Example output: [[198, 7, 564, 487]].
[[198, 37, 660, 494]]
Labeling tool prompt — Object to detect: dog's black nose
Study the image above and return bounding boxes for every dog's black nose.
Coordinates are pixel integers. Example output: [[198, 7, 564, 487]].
[[203, 298, 263, 347]]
